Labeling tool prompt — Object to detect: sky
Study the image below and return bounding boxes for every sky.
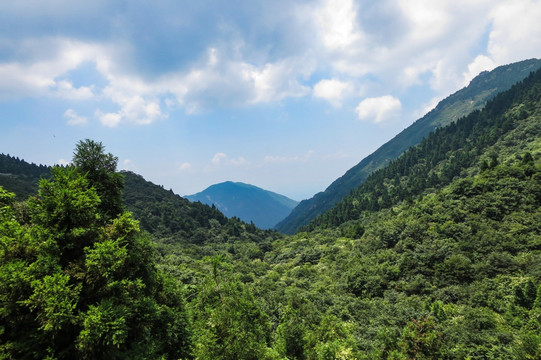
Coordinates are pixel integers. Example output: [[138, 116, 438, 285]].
[[1, 0, 541, 201]]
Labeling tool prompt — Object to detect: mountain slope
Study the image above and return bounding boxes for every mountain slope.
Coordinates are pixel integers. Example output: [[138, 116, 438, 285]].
[[0, 157, 276, 244], [0, 154, 50, 200], [306, 65, 541, 231], [186, 181, 298, 229], [276, 58, 541, 234], [240, 64, 541, 358]]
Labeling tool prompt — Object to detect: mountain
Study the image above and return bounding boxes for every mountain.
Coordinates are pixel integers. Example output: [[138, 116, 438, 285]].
[[306, 65, 541, 231], [177, 67, 541, 357], [186, 181, 299, 229], [276, 58, 541, 234], [2, 63, 541, 358], [0, 156, 276, 245], [0, 154, 50, 200]]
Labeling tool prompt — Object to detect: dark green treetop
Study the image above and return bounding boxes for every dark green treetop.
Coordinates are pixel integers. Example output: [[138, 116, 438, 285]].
[[72, 139, 124, 221]]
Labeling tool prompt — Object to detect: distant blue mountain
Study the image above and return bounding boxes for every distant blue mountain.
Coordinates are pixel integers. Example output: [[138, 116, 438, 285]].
[[186, 181, 298, 229]]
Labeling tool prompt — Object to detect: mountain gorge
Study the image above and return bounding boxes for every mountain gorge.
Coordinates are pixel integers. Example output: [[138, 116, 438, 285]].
[[276, 58, 541, 234], [186, 181, 298, 229]]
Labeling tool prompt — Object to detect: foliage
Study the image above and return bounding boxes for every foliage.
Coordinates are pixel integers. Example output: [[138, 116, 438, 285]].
[[305, 65, 541, 231], [190, 256, 271, 360], [72, 139, 125, 221], [0, 166, 190, 359], [2, 63, 541, 359], [0, 153, 50, 200]]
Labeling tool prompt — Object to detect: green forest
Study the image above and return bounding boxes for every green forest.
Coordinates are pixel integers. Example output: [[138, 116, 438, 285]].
[[1, 67, 541, 359]]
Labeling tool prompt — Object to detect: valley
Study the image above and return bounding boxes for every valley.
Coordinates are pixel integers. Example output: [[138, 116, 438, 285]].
[[1, 63, 541, 359]]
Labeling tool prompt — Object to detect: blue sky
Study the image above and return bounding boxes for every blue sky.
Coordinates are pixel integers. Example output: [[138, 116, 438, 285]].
[[1, 0, 541, 200]]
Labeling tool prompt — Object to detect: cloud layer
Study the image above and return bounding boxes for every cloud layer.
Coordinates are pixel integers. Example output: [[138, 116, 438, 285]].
[[1, 0, 540, 128]]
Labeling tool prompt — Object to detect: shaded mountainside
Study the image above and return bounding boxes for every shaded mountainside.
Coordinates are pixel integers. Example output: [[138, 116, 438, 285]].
[[0, 157, 276, 245], [122, 172, 278, 245], [186, 181, 298, 229], [276, 58, 541, 234], [0, 154, 50, 200]]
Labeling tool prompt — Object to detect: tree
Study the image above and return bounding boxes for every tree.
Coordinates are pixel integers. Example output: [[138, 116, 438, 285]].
[[0, 147, 190, 359], [191, 256, 270, 360], [399, 317, 442, 360], [274, 306, 307, 360], [72, 139, 124, 221]]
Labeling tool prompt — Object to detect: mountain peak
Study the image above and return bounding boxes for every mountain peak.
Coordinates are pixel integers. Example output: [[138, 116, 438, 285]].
[[186, 181, 298, 229]]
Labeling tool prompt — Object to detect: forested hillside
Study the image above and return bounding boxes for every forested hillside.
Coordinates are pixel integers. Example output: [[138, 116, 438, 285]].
[[276, 58, 541, 234], [1, 64, 541, 359], [0, 154, 50, 200], [306, 65, 541, 231], [0, 155, 277, 247], [225, 66, 541, 358]]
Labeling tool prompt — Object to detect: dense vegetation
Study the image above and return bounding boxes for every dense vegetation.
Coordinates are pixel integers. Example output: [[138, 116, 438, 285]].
[[0, 140, 191, 359], [1, 64, 541, 359], [0, 155, 278, 248], [276, 58, 541, 234]]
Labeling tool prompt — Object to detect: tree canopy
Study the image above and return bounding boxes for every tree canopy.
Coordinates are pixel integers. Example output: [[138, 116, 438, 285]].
[[72, 139, 124, 221]]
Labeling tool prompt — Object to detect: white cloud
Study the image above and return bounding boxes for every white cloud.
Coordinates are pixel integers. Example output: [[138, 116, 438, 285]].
[[57, 158, 70, 166], [313, 79, 352, 107], [316, 0, 362, 50], [487, 0, 541, 63], [246, 57, 313, 104], [205, 153, 251, 174], [0, 38, 103, 99], [397, 0, 451, 44], [211, 152, 227, 165], [179, 162, 193, 171], [95, 110, 121, 128], [64, 108, 87, 125], [120, 159, 139, 172], [53, 80, 94, 100], [229, 156, 250, 166], [0, 62, 51, 99], [96, 87, 166, 127], [463, 55, 496, 85], [355, 95, 401, 123], [262, 150, 315, 164], [148, 47, 313, 114], [210, 152, 250, 167], [1, 1, 541, 128], [122, 159, 132, 168]]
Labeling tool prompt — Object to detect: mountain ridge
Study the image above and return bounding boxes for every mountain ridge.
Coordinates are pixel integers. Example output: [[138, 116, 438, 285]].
[[275, 58, 541, 234], [305, 65, 541, 231]]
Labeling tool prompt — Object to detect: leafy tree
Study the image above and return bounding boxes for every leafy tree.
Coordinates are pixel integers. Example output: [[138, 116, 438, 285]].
[[191, 256, 270, 360], [72, 139, 124, 221], [0, 156, 190, 358], [306, 314, 358, 360], [398, 317, 442, 360], [274, 306, 308, 360]]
